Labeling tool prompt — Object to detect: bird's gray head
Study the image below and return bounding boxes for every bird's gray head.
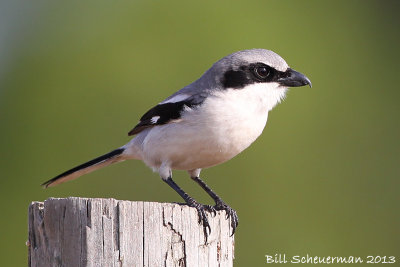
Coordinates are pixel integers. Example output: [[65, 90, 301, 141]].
[[203, 49, 311, 90]]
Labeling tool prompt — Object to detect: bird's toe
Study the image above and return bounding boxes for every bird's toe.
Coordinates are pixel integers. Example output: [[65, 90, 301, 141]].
[[186, 199, 211, 241], [214, 201, 239, 236]]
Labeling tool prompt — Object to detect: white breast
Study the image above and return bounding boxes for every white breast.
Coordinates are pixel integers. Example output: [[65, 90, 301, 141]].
[[193, 83, 287, 157], [135, 83, 287, 171]]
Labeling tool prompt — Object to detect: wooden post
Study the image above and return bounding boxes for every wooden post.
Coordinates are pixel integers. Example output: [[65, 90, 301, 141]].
[[28, 197, 235, 267]]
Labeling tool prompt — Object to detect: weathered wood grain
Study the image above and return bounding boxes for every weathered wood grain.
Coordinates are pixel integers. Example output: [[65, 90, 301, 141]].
[[28, 198, 235, 267]]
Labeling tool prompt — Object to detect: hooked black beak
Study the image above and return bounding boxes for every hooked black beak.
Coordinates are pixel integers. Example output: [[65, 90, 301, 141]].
[[278, 68, 312, 88]]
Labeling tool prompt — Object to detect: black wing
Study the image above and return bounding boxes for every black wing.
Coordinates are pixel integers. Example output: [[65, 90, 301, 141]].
[[128, 96, 205, 136]]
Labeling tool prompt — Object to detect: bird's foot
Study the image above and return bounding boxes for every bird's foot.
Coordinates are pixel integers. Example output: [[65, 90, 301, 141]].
[[203, 204, 217, 216], [186, 198, 211, 241], [214, 200, 239, 236]]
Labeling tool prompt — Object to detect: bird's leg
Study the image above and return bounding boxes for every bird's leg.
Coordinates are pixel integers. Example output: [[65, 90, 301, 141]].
[[191, 176, 239, 235], [163, 177, 211, 240]]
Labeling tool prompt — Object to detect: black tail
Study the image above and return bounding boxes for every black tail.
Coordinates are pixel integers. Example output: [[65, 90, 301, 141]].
[[42, 148, 125, 188]]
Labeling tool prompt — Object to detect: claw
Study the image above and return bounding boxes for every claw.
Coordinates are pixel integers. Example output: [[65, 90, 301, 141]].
[[204, 204, 217, 216], [230, 213, 239, 236], [214, 201, 238, 236], [186, 199, 212, 241]]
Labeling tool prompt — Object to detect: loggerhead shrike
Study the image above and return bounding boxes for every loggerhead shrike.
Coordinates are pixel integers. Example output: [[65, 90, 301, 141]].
[[42, 49, 311, 238]]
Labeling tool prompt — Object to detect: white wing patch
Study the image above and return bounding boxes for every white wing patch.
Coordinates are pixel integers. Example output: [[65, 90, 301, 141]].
[[162, 94, 191, 104], [150, 116, 160, 124]]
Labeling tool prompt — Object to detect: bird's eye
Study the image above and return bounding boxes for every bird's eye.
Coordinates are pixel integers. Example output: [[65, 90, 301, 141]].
[[254, 66, 271, 79]]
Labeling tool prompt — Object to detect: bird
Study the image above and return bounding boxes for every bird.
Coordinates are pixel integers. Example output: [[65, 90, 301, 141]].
[[42, 49, 311, 239]]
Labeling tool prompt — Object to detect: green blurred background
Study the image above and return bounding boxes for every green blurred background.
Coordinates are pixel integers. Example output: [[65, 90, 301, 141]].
[[1, 0, 399, 266]]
